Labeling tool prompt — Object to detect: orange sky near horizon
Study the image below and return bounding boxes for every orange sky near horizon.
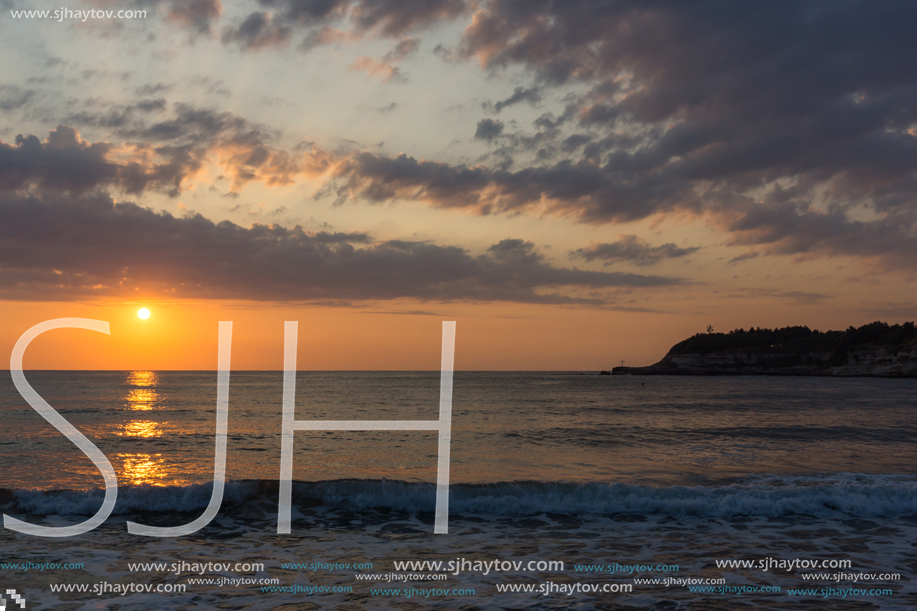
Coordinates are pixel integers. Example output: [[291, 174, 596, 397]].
[[0, 298, 905, 371], [0, 301, 674, 371]]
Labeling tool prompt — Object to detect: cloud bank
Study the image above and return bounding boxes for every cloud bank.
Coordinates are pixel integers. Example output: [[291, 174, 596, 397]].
[[0, 193, 678, 303]]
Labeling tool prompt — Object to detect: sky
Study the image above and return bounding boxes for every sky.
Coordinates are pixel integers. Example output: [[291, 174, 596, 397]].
[[1, 0, 916, 370]]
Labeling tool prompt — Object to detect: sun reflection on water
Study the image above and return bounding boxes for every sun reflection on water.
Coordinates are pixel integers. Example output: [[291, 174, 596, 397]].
[[115, 453, 174, 486], [125, 371, 159, 410], [128, 371, 158, 387], [118, 373, 185, 485], [116, 420, 162, 438]]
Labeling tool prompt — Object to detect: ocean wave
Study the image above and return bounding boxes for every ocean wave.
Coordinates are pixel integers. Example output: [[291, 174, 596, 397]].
[[4, 474, 917, 519]]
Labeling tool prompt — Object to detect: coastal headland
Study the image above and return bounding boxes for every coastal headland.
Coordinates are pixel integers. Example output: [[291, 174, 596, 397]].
[[610, 321, 917, 377]]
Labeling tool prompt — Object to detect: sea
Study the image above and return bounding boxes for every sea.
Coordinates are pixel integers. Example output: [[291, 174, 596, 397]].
[[1, 371, 916, 610]]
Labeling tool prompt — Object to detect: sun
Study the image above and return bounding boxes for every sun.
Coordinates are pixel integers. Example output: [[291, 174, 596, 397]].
[[138, 308, 151, 320]]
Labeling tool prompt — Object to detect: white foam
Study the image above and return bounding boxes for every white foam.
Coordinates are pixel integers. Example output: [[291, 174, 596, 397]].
[[8, 473, 917, 518]]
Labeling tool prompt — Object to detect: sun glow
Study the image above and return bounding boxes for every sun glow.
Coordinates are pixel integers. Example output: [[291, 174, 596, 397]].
[[138, 308, 150, 319]]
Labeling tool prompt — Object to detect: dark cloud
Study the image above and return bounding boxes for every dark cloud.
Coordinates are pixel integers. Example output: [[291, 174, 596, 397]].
[[0, 193, 679, 302], [65, 108, 135, 129], [135, 98, 168, 113], [64, 99, 167, 129], [560, 133, 591, 152], [221, 11, 293, 50], [346, 0, 465, 36], [0, 125, 198, 197], [326, 151, 694, 221], [128, 103, 246, 142], [227, 0, 465, 51], [474, 118, 503, 141], [0, 85, 36, 112], [727, 251, 758, 265], [718, 200, 917, 269], [135, 82, 173, 96], [491, 86, 541, 113], [533, 106, 575, 130], [571, 235, 699, 266], [453, 0, 917, 94]]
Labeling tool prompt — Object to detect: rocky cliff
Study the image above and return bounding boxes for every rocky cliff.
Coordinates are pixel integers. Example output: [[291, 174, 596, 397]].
[[612, 322, 917, 377]]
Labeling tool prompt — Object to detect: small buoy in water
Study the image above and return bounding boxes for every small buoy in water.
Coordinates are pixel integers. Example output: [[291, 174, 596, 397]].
[[641, 382, 645, 386]]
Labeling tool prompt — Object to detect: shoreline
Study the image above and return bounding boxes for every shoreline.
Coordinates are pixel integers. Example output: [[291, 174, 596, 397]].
[[606, 367, 917, 377]]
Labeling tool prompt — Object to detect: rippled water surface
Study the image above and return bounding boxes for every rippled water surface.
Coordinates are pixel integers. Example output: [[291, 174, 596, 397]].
[[1, 372, 915, 489]]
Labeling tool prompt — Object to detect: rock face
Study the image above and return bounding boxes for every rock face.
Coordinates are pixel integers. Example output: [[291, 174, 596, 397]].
[[831, 347, 917, 377], [612, 322, 917, 377]]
